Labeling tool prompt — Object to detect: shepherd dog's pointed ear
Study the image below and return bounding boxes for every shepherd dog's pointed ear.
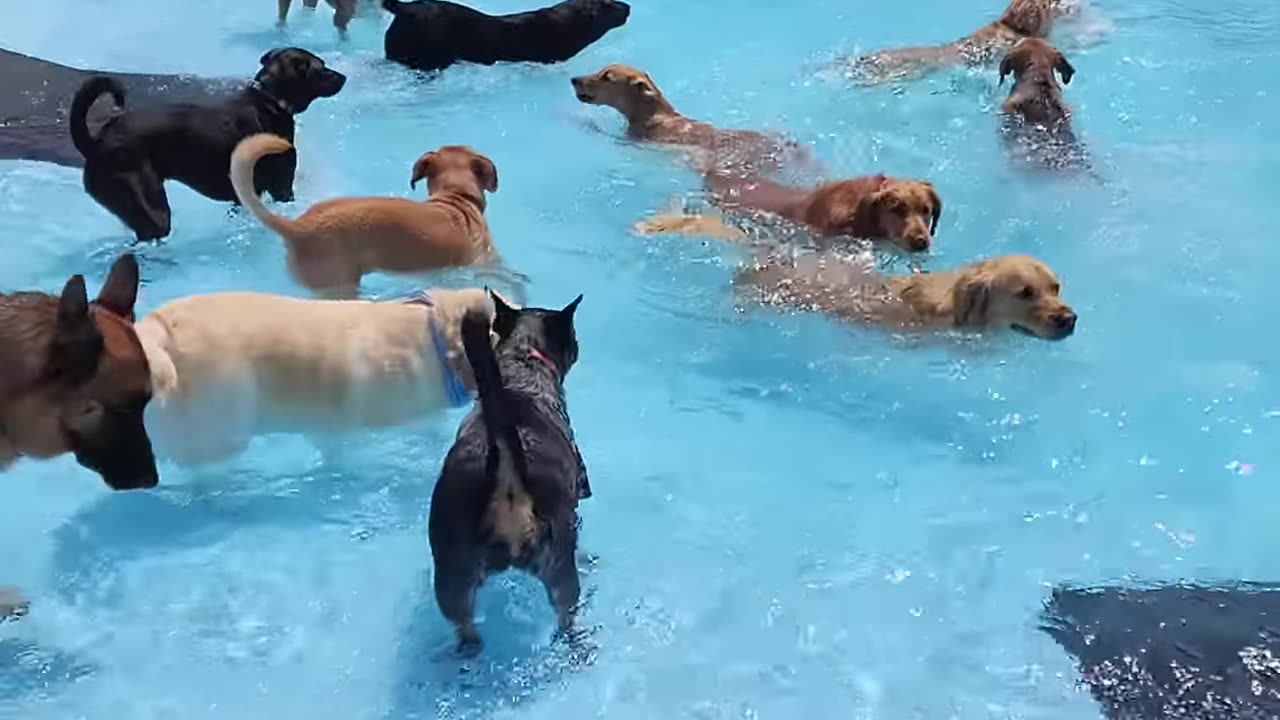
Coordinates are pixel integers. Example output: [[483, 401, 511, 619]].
[[561, 294, 583, 318], [51, 274, 105, 384], [95, 253, 140, 321], [488, 288, 520, 340]]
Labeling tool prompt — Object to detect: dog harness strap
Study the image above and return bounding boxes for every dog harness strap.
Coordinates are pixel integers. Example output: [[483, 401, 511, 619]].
[[404, 291, 471, 408], [528, 347, 558, 376]]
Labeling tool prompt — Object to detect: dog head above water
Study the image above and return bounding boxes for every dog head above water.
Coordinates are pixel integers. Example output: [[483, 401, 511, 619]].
[[575, 0, 631, 29], [999, 0, 1056, 37], [410, 145, 498, 205], [254, 47, 346, 114], [490, 290, 582, 378], [999, 37, 1075, 86], [808, 176, 942, 252], [951, 255, 1076, 340], [571, 64, 672, 119], [25, 255, 158, 489]]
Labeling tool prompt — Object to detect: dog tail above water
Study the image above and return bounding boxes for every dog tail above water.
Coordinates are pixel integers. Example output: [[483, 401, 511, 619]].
[[229, 133, 299, 237], [70, 76, 126, 158]]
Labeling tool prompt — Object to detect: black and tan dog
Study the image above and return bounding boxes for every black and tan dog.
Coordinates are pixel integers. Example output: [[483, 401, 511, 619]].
[[998, 38, 1088, 170], [383, 0, 630, 73], [69, 47, 346, 241], [0, 254, 157, 488], [429, 291, 589, 654]]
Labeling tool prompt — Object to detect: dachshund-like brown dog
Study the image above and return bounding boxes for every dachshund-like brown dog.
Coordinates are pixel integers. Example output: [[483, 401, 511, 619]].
[[231, 134, 502, 297], [737, 251, 1077, 340], [572, 63, 806, 174], [639, 172, 942, 253], [999, 38, 1088, 170], [845, 0, 1062, 85]]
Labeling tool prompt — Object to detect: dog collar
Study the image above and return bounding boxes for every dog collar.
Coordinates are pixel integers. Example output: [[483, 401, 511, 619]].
[[249, 81, 295, 115], [403, 291, 471, 408], [528, 347, 558, 376]]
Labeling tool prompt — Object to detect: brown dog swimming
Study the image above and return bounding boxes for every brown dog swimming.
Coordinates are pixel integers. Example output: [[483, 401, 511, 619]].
[[639, 172, 942, 253], [0, 254, 157, 488], [999, 38, 1088, 170], [737, 251, 1077, 340], [572, 63, 809, 175], [231, 133, 503, 298], [844, 0, 1062, 85]]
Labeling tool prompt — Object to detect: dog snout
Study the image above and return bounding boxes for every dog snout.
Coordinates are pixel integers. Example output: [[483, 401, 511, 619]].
[[571, 77, 594, 102], [321, 69, 347, 95], [1050, 308, 1077, 337], [904, 233, 931, 252]]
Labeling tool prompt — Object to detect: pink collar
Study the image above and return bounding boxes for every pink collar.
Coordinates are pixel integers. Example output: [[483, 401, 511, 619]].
[[529, 347, 558, 374]]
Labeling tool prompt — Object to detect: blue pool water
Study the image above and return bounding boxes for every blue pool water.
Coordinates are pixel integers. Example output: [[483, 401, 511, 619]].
[[3, 0, 1280, 717]]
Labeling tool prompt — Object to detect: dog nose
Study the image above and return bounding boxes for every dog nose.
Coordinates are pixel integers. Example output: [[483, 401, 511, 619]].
[[905, 235, 930, 252], [571, 77, 583, 88], [1052, 310, 1077, 333]]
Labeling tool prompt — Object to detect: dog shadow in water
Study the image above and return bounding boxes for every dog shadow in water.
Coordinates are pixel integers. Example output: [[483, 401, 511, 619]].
[[386, 569, 598, 720]]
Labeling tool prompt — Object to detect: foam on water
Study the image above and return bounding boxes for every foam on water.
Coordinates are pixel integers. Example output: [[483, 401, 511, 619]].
[[3, 0, 1280, 717]]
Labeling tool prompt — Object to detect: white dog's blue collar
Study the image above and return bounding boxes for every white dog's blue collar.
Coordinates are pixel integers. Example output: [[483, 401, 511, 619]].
[[404, 291, 472, 408]]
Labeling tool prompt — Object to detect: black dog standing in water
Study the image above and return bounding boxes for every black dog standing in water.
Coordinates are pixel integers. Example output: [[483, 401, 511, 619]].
[[69, 48, 346, 242], [429, 291, 590, 655], [382, 0, 630, 73], [1042, 583, 1280, 719]]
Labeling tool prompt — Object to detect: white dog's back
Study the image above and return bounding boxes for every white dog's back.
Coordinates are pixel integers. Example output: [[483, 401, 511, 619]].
[[136, 289, 489, 465]]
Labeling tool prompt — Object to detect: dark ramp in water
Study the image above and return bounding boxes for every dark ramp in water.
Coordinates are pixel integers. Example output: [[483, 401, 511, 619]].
[[0, 47, 237, 168], [1042, 583, 1280, 720]]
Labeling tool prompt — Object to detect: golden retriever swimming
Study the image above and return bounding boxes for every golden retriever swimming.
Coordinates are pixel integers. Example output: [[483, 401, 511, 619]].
[[999, 38, 1089, 171], [737, 250, 1077, 340]]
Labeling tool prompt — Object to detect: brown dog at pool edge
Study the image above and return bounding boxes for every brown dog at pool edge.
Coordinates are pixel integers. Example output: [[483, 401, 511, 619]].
[[639, 173, 942, 253], [738, 251, 1076, 340], [571, 63, 809, 174], [0, 254, 158, 488], [999, 38, 1088, 170], [231, 133, 501, 297], [278, 0, 359, 35], [846, 0, 1060, 84]]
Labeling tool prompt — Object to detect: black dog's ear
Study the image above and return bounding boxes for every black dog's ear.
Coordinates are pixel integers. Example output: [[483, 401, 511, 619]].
[[50, 275, 105, 384], [95, 253, 140, 321], [260, 48, 283, 66], [1055, 53, 1076, 85], [489, 288, 520, 339], [560, 294, 583, 319]]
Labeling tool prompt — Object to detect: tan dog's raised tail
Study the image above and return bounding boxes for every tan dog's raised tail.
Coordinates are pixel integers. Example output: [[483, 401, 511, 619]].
[[230, 133, 500, 297]]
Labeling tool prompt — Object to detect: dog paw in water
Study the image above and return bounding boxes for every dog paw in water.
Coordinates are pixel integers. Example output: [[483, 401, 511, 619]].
[[554, 625, 598, 668], [0, 587, 29, 622]]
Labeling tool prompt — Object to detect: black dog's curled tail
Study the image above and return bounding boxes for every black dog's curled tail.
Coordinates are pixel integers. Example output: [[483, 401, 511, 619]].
[[381, 0, 403, 14], [461, 308, 529, 482], [70, 76, 126, 158]]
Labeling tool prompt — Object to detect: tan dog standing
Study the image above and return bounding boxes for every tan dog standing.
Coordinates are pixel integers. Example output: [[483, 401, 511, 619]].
[[999, 38, 1088, 170], [0, 254, 157, 489], [134, 287, 498, 465], [846, 0, 1061, 84], [737, 251, 1077, 340], [571, 63, 809, 175], [231, 134, 501, 297], [639, 172, 943, 253]]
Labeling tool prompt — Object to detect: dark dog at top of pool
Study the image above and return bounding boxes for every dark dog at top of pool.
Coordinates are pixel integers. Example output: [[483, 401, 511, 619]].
[[1042, 583, 1280, 720], [69, 48, 346, 242], [998, 38, 1089, 171], [382, 0, 630, 73], [429, 290, 590, 654]]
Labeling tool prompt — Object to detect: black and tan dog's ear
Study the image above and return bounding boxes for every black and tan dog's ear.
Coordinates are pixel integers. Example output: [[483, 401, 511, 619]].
[[95, 253, 140, 321], [488, 288, 520, 339], [410, 152, 436, 189], [471, 155, 499, 193], [1055, 52, 1076, 85], [51, 274, 105, 384], [952, 265, 993, 328]]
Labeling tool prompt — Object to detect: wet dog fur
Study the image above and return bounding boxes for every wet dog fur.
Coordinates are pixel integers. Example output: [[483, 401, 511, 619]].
[[999, 38, 1088, 170], [69, 48, 345, 241], [230, 133, 499, 297], [0, 254, 157, 489], [429, 291, 589, 654], [383, 0, 630, 73]]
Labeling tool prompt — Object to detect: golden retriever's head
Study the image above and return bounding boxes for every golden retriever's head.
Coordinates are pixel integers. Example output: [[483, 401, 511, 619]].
[[816, 177, 941, 252], [571, 64, 670, 119], [999, 37, 1075, 85], [410, 145, 498, 203], [951, 255, 1076, 339], [1000, 0, 1055, 37]]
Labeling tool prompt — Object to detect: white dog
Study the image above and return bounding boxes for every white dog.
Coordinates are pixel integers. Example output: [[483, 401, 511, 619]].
[[134, 288, 494, 465]]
